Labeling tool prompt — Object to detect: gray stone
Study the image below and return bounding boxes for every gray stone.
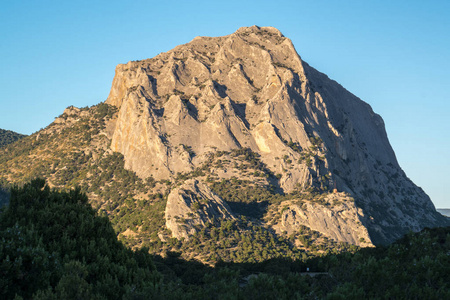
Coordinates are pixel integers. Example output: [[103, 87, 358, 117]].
[[165, 179, 235, 239], [105, 26, 448, 244]]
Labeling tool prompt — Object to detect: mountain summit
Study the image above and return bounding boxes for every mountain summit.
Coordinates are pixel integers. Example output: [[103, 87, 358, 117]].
[[104, 26, 447, 244], [1, 26, 447, 253]]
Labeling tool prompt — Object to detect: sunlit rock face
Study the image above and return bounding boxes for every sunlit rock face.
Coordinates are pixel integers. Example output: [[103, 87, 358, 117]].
[[106, 26, 448, 244], [272, 193, 373, 247], [165, 179, 236, 240]]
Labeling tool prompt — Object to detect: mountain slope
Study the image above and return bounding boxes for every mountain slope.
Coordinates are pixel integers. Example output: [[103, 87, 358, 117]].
[[0, 26, 447, 259], [104, 25, 448, 244], [2, 179, 448, 298], [0, 128, 27, 205], [0, 128, 26, 148], [0, 179, 160, 299]]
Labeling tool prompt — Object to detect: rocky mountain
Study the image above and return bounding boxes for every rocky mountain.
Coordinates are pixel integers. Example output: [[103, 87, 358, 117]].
[[104, 25, 448, 244], [0, 26, 447, 261]]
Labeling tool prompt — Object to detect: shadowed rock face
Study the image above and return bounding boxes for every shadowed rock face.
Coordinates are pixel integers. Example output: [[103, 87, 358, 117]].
[[106, 25, 448, 244]]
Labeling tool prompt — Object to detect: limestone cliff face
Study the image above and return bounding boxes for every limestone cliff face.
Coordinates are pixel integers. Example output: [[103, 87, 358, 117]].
[[272, 193, 372, 247], [105, 26, 448, 244], [165, 179, 235, 239]]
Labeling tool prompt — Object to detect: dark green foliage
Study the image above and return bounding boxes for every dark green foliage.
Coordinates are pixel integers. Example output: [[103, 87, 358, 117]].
[[0, 175, 448, 299], [181, 144, 195, 157], [82, 152, 147, 205], [230, 148, 274, 176], [113, 193, 166, 249], [0, 179, 160, 299], [321, 227, 450, 299], [0, 186, 9, 207], [151, 227, 450, 299], [94, 102, 117, 119], [287, 140, 302, 153], [0, 129, 26, 148], [176, 219, 311, 264]]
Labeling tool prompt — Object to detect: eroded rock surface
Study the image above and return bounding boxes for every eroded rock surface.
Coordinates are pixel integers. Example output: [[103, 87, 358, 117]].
[[272, 193, 372, 246], [165, 179, 235, 239], [105, 26, 448, 244]]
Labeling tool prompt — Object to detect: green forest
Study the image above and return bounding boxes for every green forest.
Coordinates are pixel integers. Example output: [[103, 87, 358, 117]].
[[1, 179, 449, 299]]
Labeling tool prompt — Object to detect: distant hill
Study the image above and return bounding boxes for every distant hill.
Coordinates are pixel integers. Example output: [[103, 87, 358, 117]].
[[0, 129, 26, 205], [438, 209, 450, 217], [0, 128, 26, 147]]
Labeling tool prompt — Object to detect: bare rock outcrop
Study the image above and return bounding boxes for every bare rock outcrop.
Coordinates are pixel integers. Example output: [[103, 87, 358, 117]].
[[105, 25, 449, 244], [165, 179, 235, 239], [273, 193, 372, 246]]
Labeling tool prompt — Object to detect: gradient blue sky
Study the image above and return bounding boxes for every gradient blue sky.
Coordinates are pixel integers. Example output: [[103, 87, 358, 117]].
[[1, 1, 449, 208]]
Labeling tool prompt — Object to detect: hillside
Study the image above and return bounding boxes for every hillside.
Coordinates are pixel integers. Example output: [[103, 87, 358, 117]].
[[0, 26, 448, 265], [0, 128, 26, 148], [0, 103, 353, 263], [0, 129, 26, 205], [105, 25, 448, 244], [2, 179, 448, 298], [0, 179, 160, 299]]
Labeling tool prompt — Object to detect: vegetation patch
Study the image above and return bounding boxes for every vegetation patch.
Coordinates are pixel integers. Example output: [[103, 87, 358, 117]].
[[0, 129, 26, 148]]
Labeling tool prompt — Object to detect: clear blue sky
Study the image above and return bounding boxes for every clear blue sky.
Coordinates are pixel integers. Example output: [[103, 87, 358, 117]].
[[1, 1, 449, 208]]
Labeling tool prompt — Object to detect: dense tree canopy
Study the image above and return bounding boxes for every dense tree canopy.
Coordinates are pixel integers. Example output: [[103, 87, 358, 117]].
[[1, 179, 448, 299], [0, 179, 160, 299]]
